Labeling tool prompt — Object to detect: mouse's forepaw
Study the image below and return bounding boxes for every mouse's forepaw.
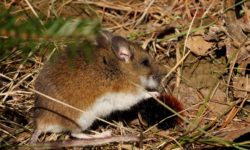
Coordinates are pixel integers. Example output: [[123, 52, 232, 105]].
[[149, 91, 160, 97], [143, 91, 160, 99]]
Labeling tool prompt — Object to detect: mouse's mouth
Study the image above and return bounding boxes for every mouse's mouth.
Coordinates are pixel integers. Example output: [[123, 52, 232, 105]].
[[145, 87, 158, 92]]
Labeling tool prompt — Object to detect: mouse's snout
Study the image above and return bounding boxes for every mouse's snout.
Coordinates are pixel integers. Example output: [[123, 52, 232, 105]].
[[139, 66, 164, 91], [139, 75, 159, 91]]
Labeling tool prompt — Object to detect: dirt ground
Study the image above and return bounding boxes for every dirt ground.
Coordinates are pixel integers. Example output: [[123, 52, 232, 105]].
[[0, 0, 250, 149]]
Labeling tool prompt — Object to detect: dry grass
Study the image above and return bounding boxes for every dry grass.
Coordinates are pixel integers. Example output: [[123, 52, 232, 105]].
[[1, 0, 250, 149]]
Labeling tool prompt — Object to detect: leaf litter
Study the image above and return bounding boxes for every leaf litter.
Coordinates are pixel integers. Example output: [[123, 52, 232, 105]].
[[0, 0, 250, 149]]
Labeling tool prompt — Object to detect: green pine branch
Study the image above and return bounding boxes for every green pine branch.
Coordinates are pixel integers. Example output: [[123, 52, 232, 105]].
[[0, 5, 101, 59]]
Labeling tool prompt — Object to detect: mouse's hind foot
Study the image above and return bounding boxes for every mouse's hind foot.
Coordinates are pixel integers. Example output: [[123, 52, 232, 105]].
[[71, 130, 112, 139]]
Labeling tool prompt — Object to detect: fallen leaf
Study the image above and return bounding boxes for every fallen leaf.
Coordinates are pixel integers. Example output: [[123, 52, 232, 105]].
[[16, 132, 31, 142], [223, 127, 250, 141], [232, 77, 250, 98], [186, 35, 214, 56], [201, 89, 229, 117], [238, 57, 250, 75], [221, 106, 238, 128]]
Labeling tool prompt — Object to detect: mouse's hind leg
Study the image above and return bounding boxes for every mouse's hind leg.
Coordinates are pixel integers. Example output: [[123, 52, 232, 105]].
[[29, 130, 42, 144]]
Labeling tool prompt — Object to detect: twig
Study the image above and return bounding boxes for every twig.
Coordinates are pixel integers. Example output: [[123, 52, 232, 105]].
[[75, 0, 155, 13], [183, 8, 198, 54], [175, 44, 181, 94], [161, 51, 190, 85], [24, 0, 44, 25], [156, 134, 183, 149], [161, 8, 198, 84], [2, 51, 35, 102], [134, 0, 155, 27], [28, 135, 140, 149]]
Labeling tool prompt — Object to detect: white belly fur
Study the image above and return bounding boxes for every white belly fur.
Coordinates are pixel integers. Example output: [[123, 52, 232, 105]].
[[77, 89, 153, 130]]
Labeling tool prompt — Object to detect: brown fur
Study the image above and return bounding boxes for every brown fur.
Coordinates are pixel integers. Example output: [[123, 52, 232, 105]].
[[33, 31, 164, 136]]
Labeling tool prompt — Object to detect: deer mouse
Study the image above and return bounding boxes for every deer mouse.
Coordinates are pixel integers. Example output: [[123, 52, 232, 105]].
[[31, 31, 164, 143]]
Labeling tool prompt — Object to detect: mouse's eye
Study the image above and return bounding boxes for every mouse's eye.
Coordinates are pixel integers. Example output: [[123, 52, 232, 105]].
[[141, 58, 150, 67]]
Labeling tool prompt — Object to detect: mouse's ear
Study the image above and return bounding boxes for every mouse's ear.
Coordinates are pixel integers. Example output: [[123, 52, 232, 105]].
[[111, 36, 133, 63], [96, 30, 113, 48]]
